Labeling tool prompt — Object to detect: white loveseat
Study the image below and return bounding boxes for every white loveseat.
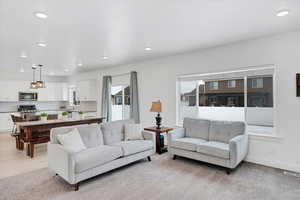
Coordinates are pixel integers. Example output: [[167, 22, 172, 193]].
[[48, 119, 155, 190], [168, 118, 248, 173]]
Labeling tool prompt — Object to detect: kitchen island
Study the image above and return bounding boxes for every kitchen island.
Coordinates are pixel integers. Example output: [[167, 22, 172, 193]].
[[16, 117, 105, 158]]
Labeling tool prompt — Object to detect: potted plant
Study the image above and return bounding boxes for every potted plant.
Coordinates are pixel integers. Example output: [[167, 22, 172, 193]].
[[62, 111, 69, 120], [40, 112, 48, 122], [78, 111, 84, 119]]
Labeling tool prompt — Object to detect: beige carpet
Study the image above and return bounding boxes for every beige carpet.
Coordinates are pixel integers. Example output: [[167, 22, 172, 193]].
[[0, 154, 300, 200]]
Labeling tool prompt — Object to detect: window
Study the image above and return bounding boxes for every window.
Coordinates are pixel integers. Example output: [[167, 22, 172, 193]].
[[251, 78, 263, 88], [208, 81, 218, 90], [228, 80, 236, 88], [68, 85, 76, 106], [246, 76, 273, 131], [178, 81, 197, 122], [111, 85, 130, 121], [177, 67, 274, 135]]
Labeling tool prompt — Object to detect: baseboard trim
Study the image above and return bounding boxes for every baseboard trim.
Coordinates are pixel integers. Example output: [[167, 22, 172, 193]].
[[245, 156, 300, 173]]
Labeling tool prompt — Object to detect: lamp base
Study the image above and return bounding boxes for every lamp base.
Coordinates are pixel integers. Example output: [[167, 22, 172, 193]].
[[155, 113, 162, 129]]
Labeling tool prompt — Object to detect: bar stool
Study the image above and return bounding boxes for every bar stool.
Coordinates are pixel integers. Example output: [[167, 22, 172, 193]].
[[10, 115, 25, 149]]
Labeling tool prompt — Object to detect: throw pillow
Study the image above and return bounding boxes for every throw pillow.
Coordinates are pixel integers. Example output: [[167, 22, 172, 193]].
[[124, 123, 144, 141], [57, 128, 87, 153]]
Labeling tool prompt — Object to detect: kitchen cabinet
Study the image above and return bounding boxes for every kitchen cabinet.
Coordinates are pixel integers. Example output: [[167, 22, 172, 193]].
[[0, 81, 22, 101], [77, 79, 97, 101], [0, 81, 68, 102], [0, 113, 13, 132], [38, 82, 68, 101]]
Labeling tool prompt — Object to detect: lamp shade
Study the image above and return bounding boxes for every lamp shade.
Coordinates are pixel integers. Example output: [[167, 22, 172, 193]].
[[150, 101, 162, 113]]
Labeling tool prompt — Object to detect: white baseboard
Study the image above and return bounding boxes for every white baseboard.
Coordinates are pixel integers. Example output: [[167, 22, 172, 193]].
[[245, 156, 300, 173]]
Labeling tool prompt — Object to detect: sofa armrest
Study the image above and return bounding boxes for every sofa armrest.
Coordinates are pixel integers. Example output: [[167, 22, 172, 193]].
[[142, 130, 156, 152], [47, 143, 76, 184], [167, 128, 185, 148], [229, 134, 248, 168], [168, 127, 185, 141]]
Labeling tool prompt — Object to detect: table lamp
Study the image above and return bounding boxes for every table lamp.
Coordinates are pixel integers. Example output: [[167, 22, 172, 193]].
[[150, 101, 162, 129]]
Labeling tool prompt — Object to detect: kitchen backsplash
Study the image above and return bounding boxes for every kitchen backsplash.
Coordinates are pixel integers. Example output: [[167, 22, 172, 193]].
[[0, 101, 68, 112], [73, 101, 97, 112]]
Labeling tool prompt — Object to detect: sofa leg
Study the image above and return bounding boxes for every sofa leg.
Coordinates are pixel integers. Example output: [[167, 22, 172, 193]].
[[173, 155, 177, 160], [74, 183, 79, 191], [147, 156, 151, 162]]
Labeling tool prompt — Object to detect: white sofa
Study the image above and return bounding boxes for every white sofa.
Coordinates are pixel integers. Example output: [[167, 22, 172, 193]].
[[48, 119, 155, 191], [168, 118, 248, 173]]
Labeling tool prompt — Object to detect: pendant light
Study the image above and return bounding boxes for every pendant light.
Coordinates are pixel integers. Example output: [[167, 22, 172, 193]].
[[30, 66, 37, 89], [36, 64, 46, 88]]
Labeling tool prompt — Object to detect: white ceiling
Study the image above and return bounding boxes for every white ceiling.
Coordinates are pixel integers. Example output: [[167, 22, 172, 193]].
[[1, 0, 300, 76]]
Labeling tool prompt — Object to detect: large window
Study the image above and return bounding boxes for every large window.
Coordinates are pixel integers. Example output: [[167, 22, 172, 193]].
[[177, 67, 275, 135], [111, 85, 130, 121]]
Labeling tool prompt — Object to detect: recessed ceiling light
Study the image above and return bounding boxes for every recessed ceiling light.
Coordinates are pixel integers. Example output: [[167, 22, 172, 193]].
[[102, 56, 108, 60], [34, 12, 48, 19], [37, 42, 47, 47], [20, 68, 25, 73], [276, 10, 289, 17], [77, 63, 83, 67], [49, 72, 55, 76], [64, 68, 69, 72], [144, 47, 152, 51]]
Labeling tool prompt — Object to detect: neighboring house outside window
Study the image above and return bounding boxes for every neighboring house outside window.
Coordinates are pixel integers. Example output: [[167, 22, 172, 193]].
[[114, 95, 123, 105]]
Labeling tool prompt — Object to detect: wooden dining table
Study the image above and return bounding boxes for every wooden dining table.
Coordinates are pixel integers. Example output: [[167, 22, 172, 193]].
[[16, 117, 105, 158]]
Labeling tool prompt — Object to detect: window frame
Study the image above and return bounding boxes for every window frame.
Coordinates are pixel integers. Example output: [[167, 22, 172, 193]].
[[208, 81, 219, 90], [176, 66, 276, 136]]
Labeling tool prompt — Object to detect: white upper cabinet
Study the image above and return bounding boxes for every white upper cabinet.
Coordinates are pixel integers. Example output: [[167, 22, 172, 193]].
[[0, 81, 68, 102], [0, 81, 25, 101], [38, 82, 68, 101], [77, 79, 97, 101]]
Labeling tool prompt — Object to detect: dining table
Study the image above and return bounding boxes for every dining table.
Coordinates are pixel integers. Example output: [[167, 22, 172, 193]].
[[16, 117, 105, 158]]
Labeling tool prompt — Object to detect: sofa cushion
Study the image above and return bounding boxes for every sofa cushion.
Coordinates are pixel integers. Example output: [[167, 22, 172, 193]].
[[124, 123, 144, 141], [209, 120, 245, 143], [171, 137, 207, 151], [183, 118, 210, 140], [57, 128, 87, 153], [196, 141, 230, 159], [76, 124, 104, 148], [74, 145, 122, 173], [101, 119, 134, 145], [110, 140, 154, 156], [50, 124, 104, 147]]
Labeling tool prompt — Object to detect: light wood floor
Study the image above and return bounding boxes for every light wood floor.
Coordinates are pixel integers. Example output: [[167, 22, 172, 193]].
[[0, 133, 48, 179]]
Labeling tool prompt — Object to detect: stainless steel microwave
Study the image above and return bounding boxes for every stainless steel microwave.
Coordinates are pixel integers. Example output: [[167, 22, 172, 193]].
[[19, 92, 38, 101]]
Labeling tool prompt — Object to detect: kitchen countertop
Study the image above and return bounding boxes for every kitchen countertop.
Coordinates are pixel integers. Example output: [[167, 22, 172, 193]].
[[16, 117, 103, 127], [0, 110, 97, 114]]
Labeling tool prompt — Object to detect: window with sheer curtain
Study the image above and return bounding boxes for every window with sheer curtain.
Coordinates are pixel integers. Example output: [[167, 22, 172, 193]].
[[177, 66, 275, 135]]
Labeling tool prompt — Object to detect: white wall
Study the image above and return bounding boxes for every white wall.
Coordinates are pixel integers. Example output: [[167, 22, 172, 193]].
[[70, 30, 300, 172]]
